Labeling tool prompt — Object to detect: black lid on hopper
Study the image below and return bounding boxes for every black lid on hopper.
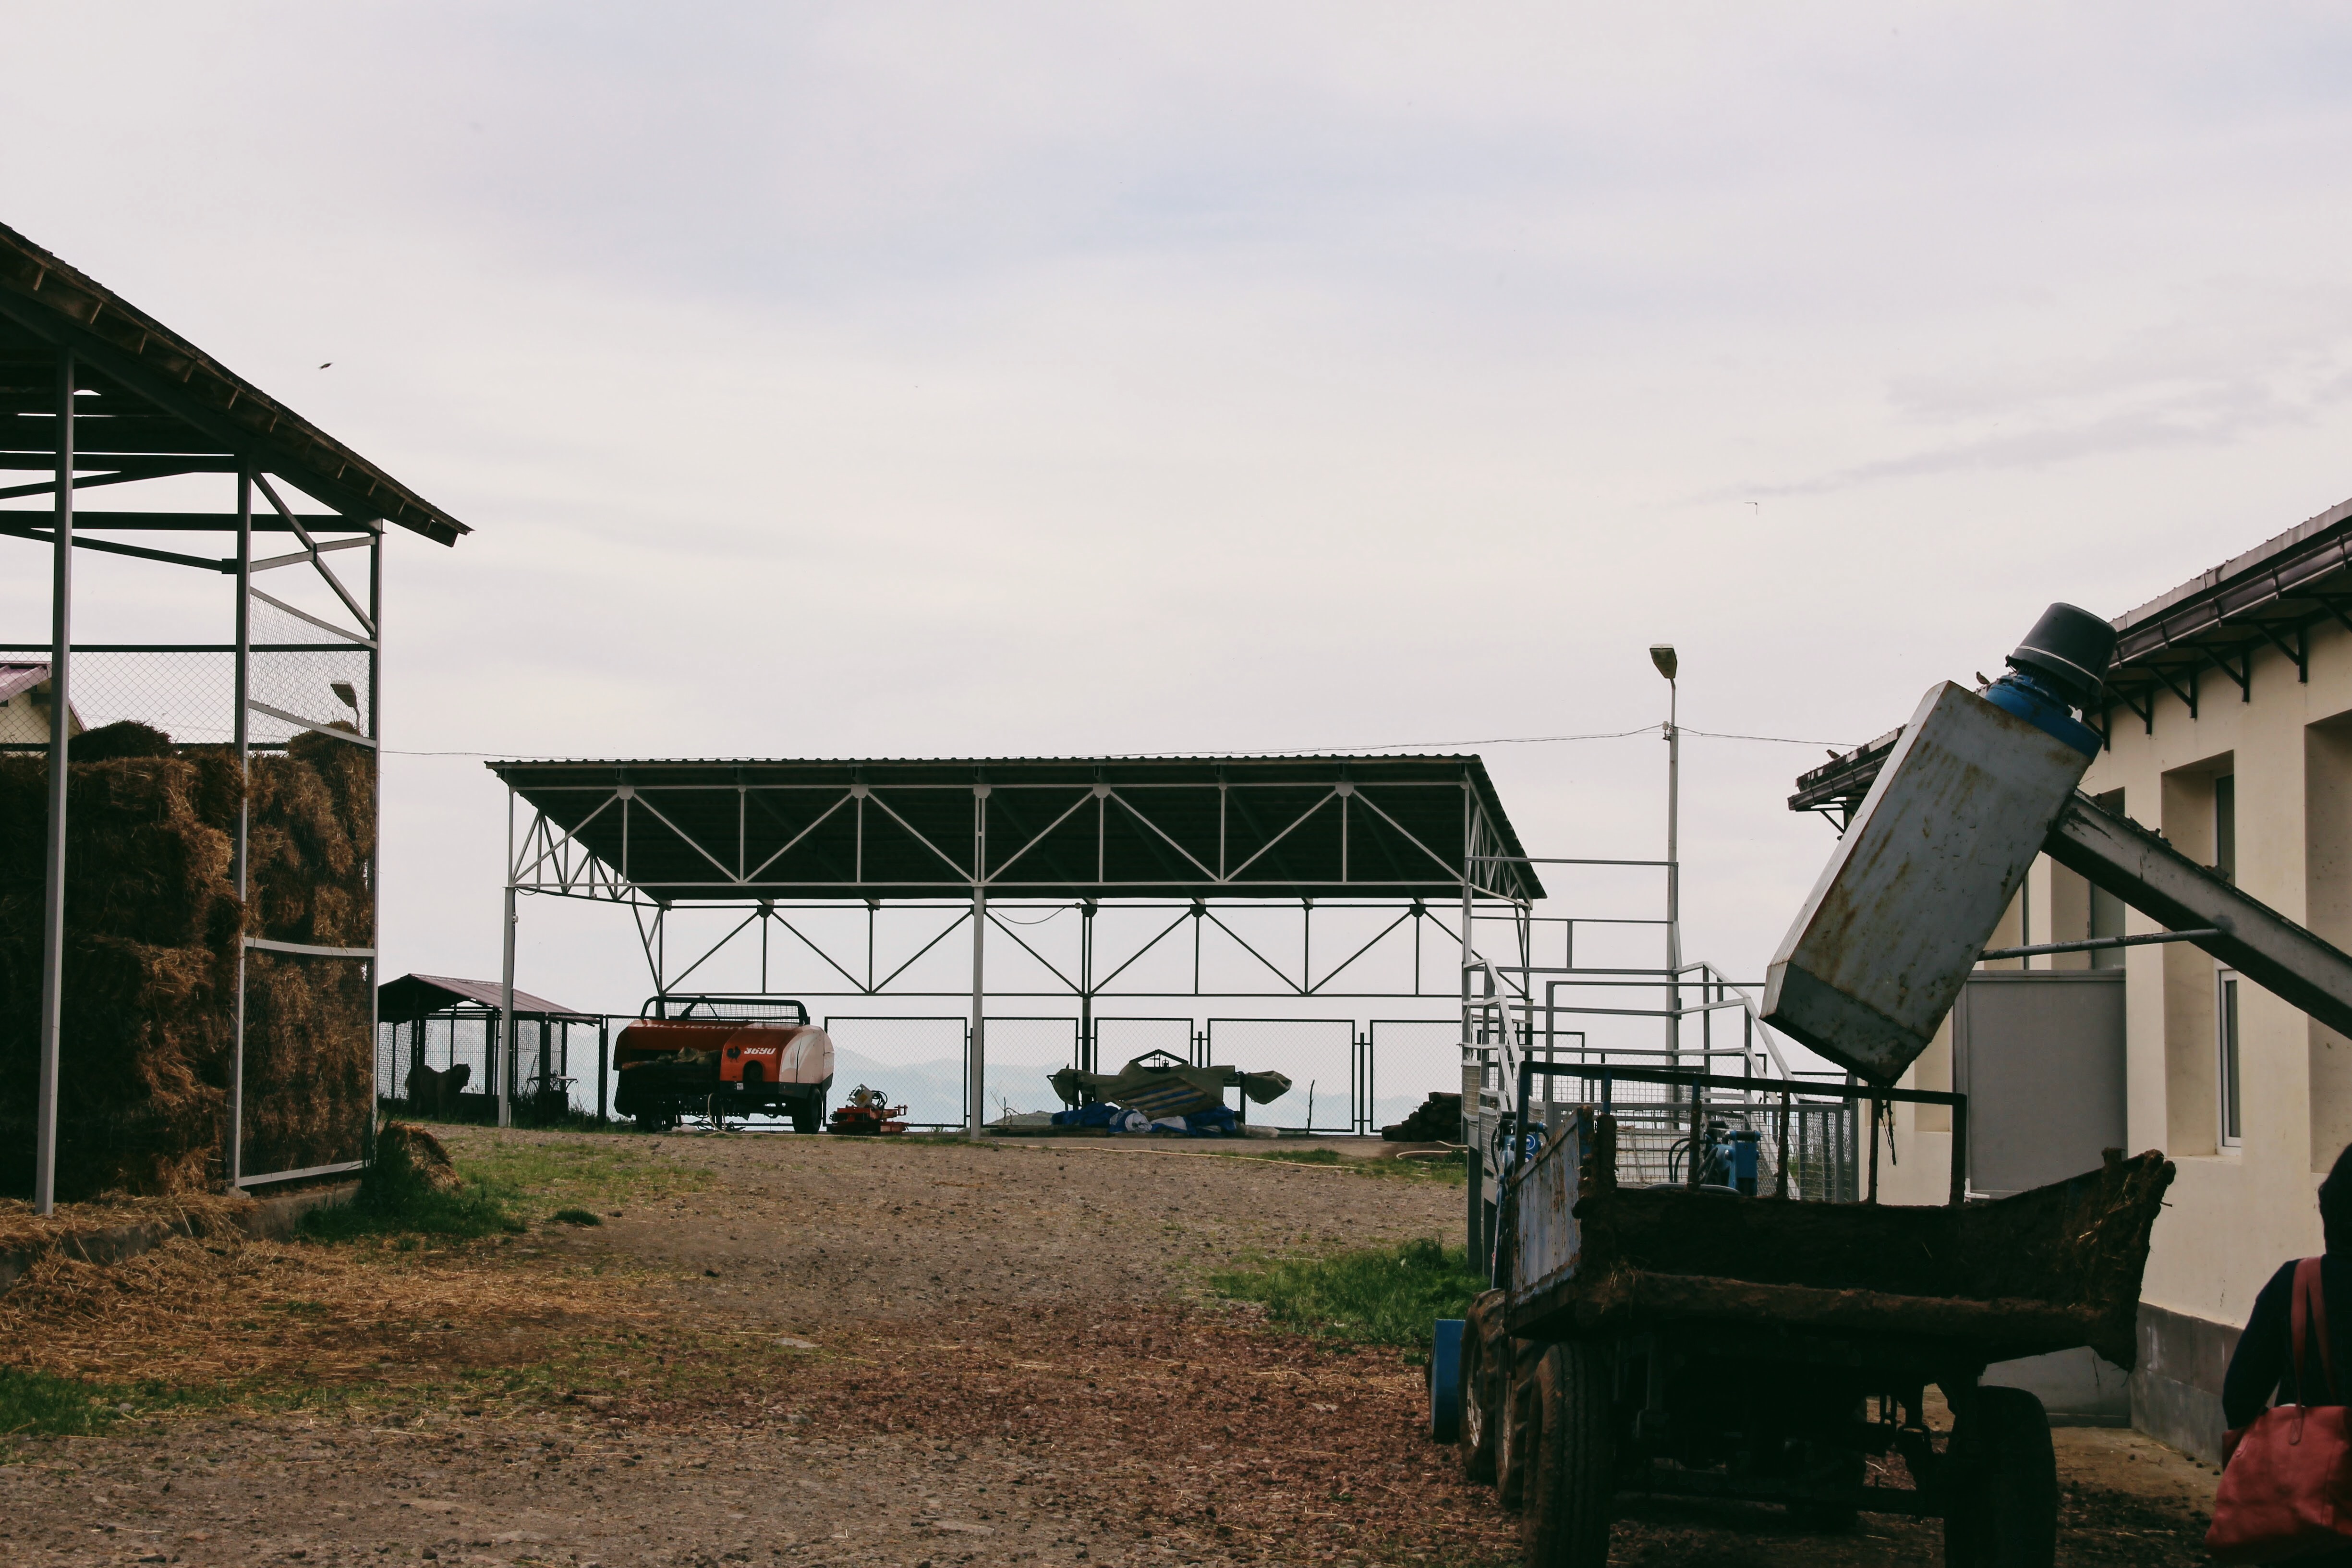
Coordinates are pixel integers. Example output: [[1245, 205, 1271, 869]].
[[2006, 602, 2117, 711]]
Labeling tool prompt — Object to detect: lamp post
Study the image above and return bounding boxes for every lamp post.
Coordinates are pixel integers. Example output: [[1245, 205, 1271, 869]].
[[1650, 645, 1681, 1077]]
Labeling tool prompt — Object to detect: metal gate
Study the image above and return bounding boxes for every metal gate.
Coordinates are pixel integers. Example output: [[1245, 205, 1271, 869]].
[[1092, 1017, 1197, 1072], [824, 1015, 969, 1130], [1206, 1018, 1360, 1132]]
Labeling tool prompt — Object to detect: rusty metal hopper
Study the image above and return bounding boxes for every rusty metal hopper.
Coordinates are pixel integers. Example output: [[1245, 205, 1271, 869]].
[[1762, 680, 2095, 1082]]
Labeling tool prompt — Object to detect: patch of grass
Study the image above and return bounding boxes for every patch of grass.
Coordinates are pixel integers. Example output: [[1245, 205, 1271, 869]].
[[456, 1135, 714, 1221], [1222, 1146, 1467, 1183], [0, 1366, 118, 1437], [551, 1208, 602, 1227], [1212, 1236, 1488, 1348]]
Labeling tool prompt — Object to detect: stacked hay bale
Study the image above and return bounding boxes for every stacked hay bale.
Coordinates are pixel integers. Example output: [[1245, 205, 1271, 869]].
[[0, 726, 374, 1200]]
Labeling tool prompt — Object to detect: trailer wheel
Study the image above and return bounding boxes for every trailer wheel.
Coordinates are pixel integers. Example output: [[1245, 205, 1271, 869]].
[[1496, 1335, 1542, 1510], [1457, 1291, 1506, 1484], [792, 1099, 822, 1135], [1521, 1343, 1614, 1568], [1942, 1386, 2057, 1568]]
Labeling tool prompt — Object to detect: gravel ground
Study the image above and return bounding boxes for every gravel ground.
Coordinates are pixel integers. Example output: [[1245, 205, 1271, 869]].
[[0, 1130, 2217, 1566]]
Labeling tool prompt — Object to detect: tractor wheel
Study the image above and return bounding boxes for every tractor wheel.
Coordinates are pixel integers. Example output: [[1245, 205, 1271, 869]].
[[1521, 1343, 1614, 1568], [1942, 1386, 2057, 1568], [1457, 1290, 1506, 1484]]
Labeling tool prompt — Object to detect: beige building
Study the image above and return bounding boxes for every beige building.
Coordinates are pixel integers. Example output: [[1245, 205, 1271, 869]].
[[1799, 495, 2352, 1459], [0, 662, 82, 748]]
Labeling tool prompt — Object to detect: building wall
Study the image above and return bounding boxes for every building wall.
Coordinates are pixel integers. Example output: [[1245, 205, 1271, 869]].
[[0, 679, 80, 747], [1860, 622, 2352, 1455]]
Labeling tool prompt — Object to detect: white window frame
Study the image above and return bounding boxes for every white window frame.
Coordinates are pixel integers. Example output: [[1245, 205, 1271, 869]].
[[2219, 965, 2244, 1149]]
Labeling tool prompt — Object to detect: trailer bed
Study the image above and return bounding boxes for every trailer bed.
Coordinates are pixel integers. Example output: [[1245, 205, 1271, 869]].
[[1503, 1109, 2173, 1371]]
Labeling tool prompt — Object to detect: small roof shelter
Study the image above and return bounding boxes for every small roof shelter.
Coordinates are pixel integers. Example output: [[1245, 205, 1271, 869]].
[[378, 973, 590, 1023]]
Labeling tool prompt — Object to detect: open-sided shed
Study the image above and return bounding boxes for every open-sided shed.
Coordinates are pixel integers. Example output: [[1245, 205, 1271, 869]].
[[488, 753, 1544, 1134], [0, 220, 468, 1209]]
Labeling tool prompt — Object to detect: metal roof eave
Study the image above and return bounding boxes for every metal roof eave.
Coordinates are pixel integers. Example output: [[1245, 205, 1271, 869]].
[[0, 222, 469, 546], [488, 754, 1545, 904]]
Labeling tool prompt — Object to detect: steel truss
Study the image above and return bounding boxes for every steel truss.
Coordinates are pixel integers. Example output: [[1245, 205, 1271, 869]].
[[493, 766, 1538, 1136]]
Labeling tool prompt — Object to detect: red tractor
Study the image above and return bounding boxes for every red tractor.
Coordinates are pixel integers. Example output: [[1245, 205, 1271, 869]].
[[612, 996, 834, 1132]]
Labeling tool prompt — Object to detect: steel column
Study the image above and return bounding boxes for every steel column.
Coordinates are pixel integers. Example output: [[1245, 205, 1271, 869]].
[[228, 467, 252, 1188], [31, 349, 73, 1215], [969, 781, 988, 1140], [365, 522, 382, 1162], [500, 782, 518, 1128]]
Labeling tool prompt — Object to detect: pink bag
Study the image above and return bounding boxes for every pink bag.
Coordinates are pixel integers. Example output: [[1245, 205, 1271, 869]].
[[2208, 1258, 2352, 1562]]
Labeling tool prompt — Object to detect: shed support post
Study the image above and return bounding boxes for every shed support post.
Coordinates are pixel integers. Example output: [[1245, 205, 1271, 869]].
[[597, 1019, 609, 1123], [365, 523, 382, 1165], [32, 348, 73, 1216], [499, 882, 517, 1129], [969, 882, 985, 1140], [1460, 779, 1480, 1263], [229, 466, 252, 1190]]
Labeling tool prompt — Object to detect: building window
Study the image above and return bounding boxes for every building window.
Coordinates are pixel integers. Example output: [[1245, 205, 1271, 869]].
[[2217, 774, 2237, 886], [2091, 791, 2127, 968], [2219, 967, 2243, 1148]]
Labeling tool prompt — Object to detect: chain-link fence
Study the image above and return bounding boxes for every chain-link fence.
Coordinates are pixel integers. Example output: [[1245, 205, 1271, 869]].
[[376, 1013, 607, 1124], [1367, 1019, 1460, 1132], [824, 1015, 969, 1129], [1204, 1018, 1360, 1131], [2, 600, 372, 753], [1091, 1017, 1193, 1070]]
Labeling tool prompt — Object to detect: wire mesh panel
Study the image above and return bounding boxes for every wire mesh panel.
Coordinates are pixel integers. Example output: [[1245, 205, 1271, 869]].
[[981, 1017, 1079, 1118], [376, 1013, 502, 1123], [824, 1016, 969, 1130], [0, 607, 371, 753], [1367, 1019, 1461, 1133], [1206, 1018, 1358, 1132], [240, 948, 372, 1182], [1092, 1017, 1195, 1071]]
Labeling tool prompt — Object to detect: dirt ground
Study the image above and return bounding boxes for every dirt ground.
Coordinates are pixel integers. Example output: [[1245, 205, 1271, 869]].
[[0, 1130, 2219, 1566]]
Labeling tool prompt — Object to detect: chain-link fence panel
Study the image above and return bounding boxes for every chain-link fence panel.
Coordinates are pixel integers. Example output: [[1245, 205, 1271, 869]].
[[239, 948, 371, 1182], [981, 1017, 1079, 1118], [3, 600, 370, 752], [1091, 1017, 1195, 1071], [376, 1013, 501, 1123], [1206, 1018, 1358, 1131], [824, 1016, 969, 1130], [1366, 1019, 1460, 1134]]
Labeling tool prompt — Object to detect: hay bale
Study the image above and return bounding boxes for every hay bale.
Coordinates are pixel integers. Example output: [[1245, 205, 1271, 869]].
[[0, 736, 376, 1201], [373, 1121, 460, 1194], [69, 721, 175, 762]]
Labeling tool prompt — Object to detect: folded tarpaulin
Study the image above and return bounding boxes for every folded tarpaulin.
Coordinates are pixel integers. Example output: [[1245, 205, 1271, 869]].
[[1049, 1053, 1291, 1119]]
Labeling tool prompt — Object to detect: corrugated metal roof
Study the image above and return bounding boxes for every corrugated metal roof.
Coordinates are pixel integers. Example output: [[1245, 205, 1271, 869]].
[[0, 662, 46, 704], [379, 972, 586, 1022], [0, 222, 468, 546], [486, 753, 1543, 903]]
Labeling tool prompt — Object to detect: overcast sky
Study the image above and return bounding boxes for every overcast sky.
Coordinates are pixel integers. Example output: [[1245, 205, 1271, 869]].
[[6, 4, 2352, 1025]]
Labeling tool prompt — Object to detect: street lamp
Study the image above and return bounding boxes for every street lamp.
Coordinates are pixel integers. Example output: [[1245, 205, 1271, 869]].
[[1650, 646, 1680, 1072]]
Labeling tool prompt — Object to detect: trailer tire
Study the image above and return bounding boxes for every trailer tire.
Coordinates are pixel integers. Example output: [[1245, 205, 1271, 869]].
[[1521, 1343, 1613, 1568], [1457, 1291, 1506, 1484], [792, 1100, 822, 1134], [1497, 1335, 1542, 1510], [1942, 1386, 2056, 1568]]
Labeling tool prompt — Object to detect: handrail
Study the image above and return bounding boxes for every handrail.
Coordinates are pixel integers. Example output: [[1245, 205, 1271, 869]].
[[1504, 1061, 1967, 1208]]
